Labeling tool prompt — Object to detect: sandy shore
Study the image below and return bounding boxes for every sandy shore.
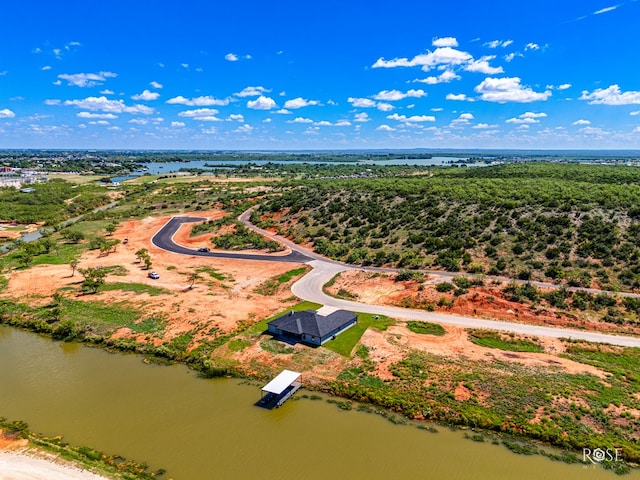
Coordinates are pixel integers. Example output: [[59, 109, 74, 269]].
[[0, 451, 109, 480]]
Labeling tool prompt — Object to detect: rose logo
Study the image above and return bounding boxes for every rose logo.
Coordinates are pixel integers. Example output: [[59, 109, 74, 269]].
[[592, 448, 607, 463]]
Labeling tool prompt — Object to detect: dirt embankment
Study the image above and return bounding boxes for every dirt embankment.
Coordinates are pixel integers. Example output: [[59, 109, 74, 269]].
[[325, 270, 640, 336]]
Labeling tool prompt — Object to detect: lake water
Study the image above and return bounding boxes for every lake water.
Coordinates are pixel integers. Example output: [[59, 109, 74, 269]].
[[0, 326, 615, 480], [109, 157, 472, 182]]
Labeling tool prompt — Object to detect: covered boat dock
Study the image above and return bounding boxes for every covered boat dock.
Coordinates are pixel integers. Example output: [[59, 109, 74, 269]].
[[256, 369, 302, 409]]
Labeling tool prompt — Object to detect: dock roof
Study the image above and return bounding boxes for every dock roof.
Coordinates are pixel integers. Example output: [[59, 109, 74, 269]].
[[261, 369, 301, 395]]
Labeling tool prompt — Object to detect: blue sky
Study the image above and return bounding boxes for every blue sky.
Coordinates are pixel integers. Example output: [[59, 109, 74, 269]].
[[2, 0, 640, 150]]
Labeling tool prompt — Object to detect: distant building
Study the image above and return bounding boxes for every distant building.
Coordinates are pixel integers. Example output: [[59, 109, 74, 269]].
[[267, 309, 357, 346]]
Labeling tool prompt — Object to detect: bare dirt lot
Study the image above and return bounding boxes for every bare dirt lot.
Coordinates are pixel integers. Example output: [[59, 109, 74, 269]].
[[1, 212, 305, 344], [358, 323, 607, 381]]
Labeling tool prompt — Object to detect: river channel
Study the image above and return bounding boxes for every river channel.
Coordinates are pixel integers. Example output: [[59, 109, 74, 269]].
[[0, 326, 616, 479]]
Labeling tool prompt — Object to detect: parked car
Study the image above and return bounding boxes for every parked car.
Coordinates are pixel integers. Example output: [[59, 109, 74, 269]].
[[148, 271, 160, 279], [197, 247, 210, 252]]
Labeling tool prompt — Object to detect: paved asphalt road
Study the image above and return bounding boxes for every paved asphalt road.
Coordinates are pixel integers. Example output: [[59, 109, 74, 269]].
[[151, 216, 311, 263], [153, 215, 640, 348]]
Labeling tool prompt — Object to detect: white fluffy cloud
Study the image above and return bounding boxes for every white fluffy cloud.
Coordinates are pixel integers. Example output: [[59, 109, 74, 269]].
[[315, 120, 351, 127], [227, 114, 244, 122], [372, 89, 426, 101], [580, 85, 640, 105], [414, 70, 460, 84], [171, 121, 185, 127], [178, 108, 221, 121], [166, 96, 229, 106], [57, 71, 117, 87], [247, 95, 277, 110], [387, 113, 435, 122], [446, 93, 469, 101], [288, 117, 314, 124], [131, 90, 160, 101], [347, 97, 394, 111], [64, 96, 154, 114], [573, 119, 591, 125], [235, 86, 270, 97], [150, 81, 163, 89], [283, 97, 319, 109], [0, 108, 15, 118], [475, 77, 551, 103], [504, 52, 522, 62], [525, 43, 540, 51], [465, 56, 503, 74], [234, 124, 253, 133], [77, 112, 117, 119], [225, 53, 239, 62], [557, 83, 572, 90], [432, 37, 458, 47], [354, 112, 370, 122], [348, 97, 376, 108], [377, 103, 394, 112], [450, 113, 474, 127], [372, 47, 472, 71], [506, 112, 547, 124], [376, 124, 395, 131]]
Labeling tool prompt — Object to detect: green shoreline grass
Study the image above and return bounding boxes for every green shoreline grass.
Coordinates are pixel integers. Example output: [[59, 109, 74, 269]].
[[0, 417, 166, 480]]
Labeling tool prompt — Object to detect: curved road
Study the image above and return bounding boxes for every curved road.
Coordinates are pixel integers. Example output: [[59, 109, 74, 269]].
[[151, 216, 311, 263], [153, 215, 640, 348]]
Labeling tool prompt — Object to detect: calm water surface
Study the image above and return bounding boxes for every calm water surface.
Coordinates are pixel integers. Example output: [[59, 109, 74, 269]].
[[0, 326, 617, 480]]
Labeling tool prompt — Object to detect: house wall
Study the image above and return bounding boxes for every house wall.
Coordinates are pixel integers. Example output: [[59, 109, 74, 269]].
[[301, 333, 321, 346]]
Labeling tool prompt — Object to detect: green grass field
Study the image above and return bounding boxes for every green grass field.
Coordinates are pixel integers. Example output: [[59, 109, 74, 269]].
[[60, 298, 141, 334], [323, 313, 395, 357], [406, 321, 446, 336], [467, 329, 543, 353]]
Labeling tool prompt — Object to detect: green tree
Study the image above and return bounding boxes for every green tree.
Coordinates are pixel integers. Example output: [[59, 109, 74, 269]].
[[79, 267, 107, 294], [135, 248, 149, 263], [187, 271, 202, 289], [61, 230, 85, 243], [17, 251, 33, 268], [69, 260, 79, 277], [105, 222, 117, 236]]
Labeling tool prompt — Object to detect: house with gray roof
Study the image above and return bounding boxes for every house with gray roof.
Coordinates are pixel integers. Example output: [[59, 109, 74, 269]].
[[267, 309, 357, 346]]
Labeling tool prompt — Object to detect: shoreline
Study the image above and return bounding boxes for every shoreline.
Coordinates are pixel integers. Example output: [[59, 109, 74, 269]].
[[0, 422, 165, 480], [0, 449, 110, 480]]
